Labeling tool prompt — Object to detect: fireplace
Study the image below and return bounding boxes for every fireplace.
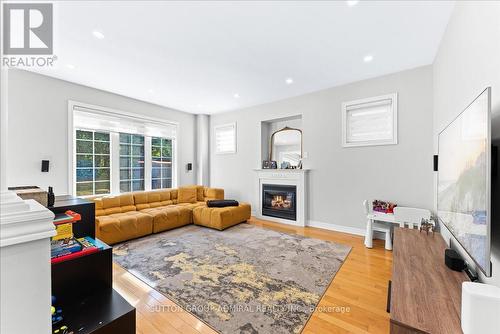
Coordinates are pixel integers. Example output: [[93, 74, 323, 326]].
[[262, 184, 297, 221]]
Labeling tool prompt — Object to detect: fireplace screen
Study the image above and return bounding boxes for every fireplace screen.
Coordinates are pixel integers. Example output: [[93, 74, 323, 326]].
[[262, 184, 297, 221]]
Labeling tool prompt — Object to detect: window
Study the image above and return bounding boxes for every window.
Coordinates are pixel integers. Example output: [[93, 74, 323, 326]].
[[342, 93, 398, 147], [151, 137, 173, 189], [214, 123, 236, 154], [119, 133, 145, 192], [75, 130, 111, 196], [71, 101, 178, 196]]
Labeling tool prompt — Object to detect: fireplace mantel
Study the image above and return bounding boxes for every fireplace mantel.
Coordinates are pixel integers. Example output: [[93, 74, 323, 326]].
[[253, 169, 309, 226]]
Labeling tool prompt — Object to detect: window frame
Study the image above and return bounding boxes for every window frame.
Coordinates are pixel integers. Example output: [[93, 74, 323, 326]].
[[74, 128, 112, 196], [341, 93, 398, 148], [151, 136, 174, 190], [118, 133, 146, 193], [214, 122, 237, 154], [68, 101, 178, 197]]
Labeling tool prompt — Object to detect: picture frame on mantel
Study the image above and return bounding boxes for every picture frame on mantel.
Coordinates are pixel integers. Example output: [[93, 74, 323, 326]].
[[262, 160, 277, 169]]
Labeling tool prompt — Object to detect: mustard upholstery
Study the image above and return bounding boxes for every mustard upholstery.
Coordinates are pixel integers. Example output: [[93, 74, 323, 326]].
[[95, 211, 153, 245], [192, 203, 251, 230], [204, 188, 224, 201], [141, 206, 192, 233], [91, 186, 245, 245], [95, 194, 136, 216], [177, 186, 198, 203]]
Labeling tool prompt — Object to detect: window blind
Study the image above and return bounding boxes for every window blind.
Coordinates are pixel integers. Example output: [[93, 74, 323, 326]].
[[73, 105, 177, 139], [343, 94, 397, 146], [215, 123, 236, 154]]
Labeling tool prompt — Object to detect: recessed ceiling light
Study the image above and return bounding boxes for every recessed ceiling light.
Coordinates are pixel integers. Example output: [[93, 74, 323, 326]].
[[233, 93, 240, 99], [66, 64, 75, 69], [148, 89, 154, 94], [363, 55, 373, 63], [346, 0, 359, 6], [92, 30, 105, 39], [285, 78, 294, 85], [197, 104, 203, 108]]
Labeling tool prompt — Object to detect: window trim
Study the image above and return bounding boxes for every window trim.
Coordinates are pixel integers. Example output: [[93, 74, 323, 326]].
[[341, 93, 398, 148], [214, 122, 237, 154], [68, 101, 178, 196]]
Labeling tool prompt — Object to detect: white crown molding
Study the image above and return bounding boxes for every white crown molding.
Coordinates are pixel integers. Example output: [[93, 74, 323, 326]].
[[0, 191, 56, 248]]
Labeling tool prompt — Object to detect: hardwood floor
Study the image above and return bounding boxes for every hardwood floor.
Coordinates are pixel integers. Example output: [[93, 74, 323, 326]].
[[113, 217, 393, 334]]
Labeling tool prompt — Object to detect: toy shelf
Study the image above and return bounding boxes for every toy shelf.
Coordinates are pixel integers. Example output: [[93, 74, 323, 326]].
[[49, 196, 135, 334]]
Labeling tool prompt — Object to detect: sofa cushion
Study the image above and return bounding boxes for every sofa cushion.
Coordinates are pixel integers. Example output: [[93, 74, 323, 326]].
[[140, 206, 192, 233], [95, 211, 153, 245], [158, 190, 171, 201], [178, 186, 197, 203], [204, 188, 224, 201], [97, 194, 136, 216], [196, 186, 204, 201], [192, 203, 251, 230], [171, 189, 178, 200]]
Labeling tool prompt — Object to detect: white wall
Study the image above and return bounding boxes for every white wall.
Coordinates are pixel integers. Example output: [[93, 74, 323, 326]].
[[6, 69, 197, 195], [210, 66, 434, 232], [433, 1, 500, 286]]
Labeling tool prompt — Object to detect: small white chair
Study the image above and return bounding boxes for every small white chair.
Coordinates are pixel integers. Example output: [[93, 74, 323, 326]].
[[363, 200, 392, 250], [393, 206, 431, 229]]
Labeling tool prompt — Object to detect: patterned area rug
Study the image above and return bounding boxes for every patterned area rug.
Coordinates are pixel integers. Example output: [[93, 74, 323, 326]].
[[113, 223, 351, 334]]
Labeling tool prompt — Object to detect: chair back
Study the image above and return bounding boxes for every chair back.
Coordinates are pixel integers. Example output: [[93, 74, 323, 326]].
[[394, 207, 431, 229], [363, 200, 370, 215]]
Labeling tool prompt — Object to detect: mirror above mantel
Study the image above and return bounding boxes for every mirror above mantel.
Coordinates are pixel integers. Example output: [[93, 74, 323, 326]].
[[269, 126, 302, 168], [261, 115, 303, 169]]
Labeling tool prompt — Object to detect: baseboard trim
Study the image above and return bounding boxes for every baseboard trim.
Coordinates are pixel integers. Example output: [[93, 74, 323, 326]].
[[307, 220, 365, 236]]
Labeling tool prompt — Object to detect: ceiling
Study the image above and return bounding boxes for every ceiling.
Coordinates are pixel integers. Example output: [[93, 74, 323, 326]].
[[30, 1, 455, 114]]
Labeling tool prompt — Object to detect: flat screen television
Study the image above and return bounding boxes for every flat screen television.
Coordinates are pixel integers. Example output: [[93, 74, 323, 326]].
[[437, 87, 492, 277]]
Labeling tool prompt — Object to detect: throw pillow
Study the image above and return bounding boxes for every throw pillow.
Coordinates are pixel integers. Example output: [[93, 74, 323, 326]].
[[178, 186, 197, 203]]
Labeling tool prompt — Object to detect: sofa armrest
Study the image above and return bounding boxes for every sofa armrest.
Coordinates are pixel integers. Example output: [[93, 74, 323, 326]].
[[204, 187, 224, 201]]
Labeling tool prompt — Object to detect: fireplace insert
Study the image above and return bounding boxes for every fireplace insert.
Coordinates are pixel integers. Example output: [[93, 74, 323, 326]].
[[262, 184, 297, 221]]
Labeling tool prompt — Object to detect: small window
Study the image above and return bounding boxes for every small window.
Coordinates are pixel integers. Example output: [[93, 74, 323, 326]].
[[119, 133, 145, 192], [151, 137, 173, 189], [75, 129, 111, 196], [342, 93, 398, 147], [214, 123, 236, 154]]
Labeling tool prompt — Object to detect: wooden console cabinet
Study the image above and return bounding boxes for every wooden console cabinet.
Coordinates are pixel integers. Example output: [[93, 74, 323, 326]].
[[390, 228, 469, 333]]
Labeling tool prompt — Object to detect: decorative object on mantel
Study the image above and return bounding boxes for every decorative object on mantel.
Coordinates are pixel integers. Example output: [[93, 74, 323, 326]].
[[269, 126, 302, 169], [280, 161, 291, 169], [262, 160, 277, 169], [8, 186, 48, 207], [372, 199, 397, 213], [297, 159, 303, 169]]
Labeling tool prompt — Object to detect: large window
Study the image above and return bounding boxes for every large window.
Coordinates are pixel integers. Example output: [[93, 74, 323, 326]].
[[151, 137, 173, 189], [119, 133, 145, 192], [75, 130, 111, 196], [342, 93, 398, 147], [71, 101, 178, 196]]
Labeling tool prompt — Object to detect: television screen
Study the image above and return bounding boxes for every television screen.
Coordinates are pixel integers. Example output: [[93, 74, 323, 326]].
[[437, 87, 491, 277]]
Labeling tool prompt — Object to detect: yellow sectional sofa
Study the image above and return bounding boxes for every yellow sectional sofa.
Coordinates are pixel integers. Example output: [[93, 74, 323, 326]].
[[91, 186, 250, 245]]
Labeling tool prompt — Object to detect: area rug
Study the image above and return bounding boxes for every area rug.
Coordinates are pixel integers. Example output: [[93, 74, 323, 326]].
[[113, 223, 351, 334]]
